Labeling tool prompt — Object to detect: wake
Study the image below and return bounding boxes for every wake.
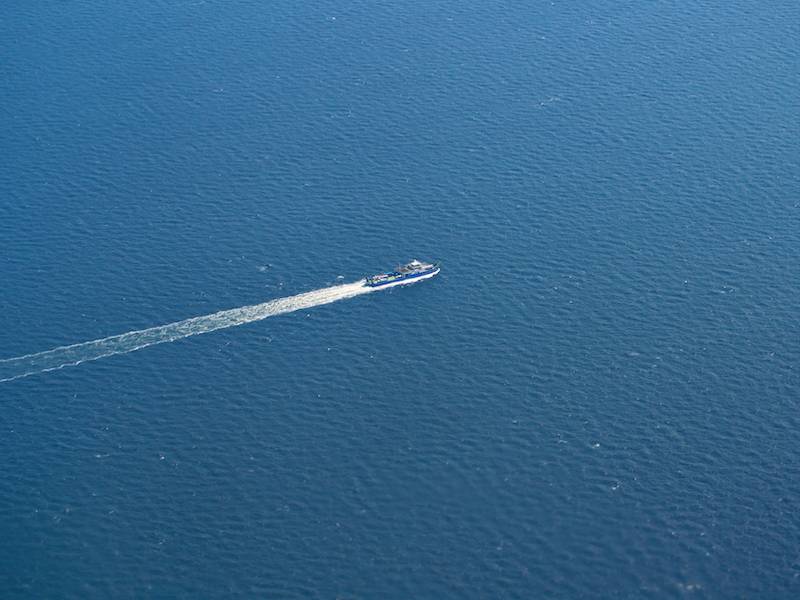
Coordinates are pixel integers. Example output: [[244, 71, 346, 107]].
[[0, 280, 374, 383]]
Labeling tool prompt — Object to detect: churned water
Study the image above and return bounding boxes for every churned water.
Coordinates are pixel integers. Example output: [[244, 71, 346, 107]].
[[1, 0, 798, 597], [0, 281, 374, 383]]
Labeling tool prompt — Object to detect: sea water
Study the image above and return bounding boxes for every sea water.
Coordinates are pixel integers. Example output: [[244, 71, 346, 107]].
[[1, 0, 798, 597]]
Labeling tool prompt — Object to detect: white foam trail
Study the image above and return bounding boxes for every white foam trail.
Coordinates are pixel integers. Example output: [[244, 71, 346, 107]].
[[0, 280, 375, 383]]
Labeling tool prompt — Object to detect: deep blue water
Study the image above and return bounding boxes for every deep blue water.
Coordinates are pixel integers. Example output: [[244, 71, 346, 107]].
[[2, 0, 799, 597]]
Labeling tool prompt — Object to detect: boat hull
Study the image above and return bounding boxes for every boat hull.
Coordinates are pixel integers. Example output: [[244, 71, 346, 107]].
[[364, 267, 440, 289]]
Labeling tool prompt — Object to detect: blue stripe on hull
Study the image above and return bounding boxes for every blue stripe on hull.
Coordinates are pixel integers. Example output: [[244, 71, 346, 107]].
[[364, 268, 438, 287]]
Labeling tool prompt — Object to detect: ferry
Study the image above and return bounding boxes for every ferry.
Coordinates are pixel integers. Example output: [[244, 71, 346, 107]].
[[365, 260, 440, 288]]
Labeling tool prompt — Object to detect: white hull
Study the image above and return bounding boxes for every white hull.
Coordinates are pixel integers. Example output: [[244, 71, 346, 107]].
[[365, 268, 440, 290]]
